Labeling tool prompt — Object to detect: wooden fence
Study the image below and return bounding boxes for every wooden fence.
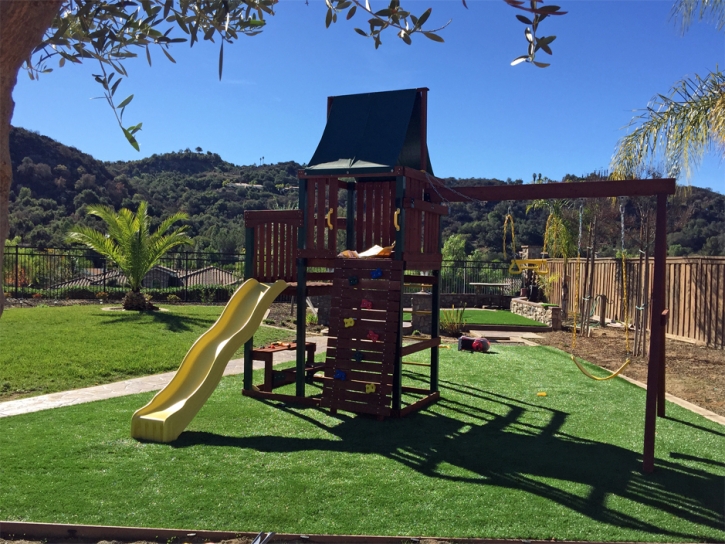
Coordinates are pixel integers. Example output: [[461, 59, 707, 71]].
[[546, 257, 725, 349]]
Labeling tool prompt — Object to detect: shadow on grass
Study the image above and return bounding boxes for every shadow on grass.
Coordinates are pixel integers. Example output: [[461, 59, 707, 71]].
[[664, 415, 725, 437], [97, 310, 216, 332], [174, 379, 724, 541]]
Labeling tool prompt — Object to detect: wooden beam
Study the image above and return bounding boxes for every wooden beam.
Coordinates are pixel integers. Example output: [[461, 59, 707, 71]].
[[435, 179, 676, 202], [643, 192, 668, 474]]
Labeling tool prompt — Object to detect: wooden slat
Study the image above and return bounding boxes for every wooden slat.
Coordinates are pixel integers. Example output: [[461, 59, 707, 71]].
[[328, 177, 338, 254], [401, 337, 441, 356], [356, 181, 365, 251]]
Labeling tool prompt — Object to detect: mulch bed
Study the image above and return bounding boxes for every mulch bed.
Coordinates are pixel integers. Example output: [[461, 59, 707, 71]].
[[528, 327, 725, 417]]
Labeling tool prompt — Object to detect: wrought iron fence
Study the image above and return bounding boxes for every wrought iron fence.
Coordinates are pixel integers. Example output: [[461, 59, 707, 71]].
[[3, 248, 522, 302], [439, 260, 523, 295], [2, 246, 245, 303]]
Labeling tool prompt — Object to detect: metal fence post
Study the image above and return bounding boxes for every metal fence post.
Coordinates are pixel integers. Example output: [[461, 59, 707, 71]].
[[13, 245, 19, 297], [184, 252, 189, 302]]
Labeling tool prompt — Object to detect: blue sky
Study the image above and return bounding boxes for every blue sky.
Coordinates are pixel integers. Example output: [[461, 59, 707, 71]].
[[11, 1, 725, 192]]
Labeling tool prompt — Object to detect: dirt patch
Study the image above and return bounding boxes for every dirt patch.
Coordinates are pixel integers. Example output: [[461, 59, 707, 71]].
[[529, 327, 725, 417]]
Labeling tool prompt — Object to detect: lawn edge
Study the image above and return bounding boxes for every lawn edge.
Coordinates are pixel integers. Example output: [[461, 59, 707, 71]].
[[0, 521, 678, 544]]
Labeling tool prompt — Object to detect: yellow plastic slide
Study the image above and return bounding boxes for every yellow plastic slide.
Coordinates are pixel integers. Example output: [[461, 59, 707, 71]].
[[131, 279, 287, 442]]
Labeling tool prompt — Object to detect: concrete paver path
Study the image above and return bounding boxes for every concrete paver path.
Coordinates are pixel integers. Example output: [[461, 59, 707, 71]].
[[0, 336, 327, 418]]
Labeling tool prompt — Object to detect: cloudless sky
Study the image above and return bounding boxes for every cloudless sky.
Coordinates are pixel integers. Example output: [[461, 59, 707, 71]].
[[11, 1, 725, 193]]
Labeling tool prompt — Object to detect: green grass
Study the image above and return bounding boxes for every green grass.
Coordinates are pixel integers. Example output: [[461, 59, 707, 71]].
[[1, 345, 723, 541], [403, 308, 549, 327], [0, 305, 295, 400]]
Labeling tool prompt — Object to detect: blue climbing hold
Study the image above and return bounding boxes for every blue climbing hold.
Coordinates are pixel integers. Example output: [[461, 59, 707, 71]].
[[349, 276, 359, 286], [371, 268, 383, 279], [354, 351, 364, 362], [334, 369, 347, 381]]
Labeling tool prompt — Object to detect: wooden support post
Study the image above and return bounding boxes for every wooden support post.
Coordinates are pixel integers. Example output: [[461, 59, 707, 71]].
[[346, 181, 355, 250], [643, 193, 667, 473], [431, 268, 440, 393], [296, 178, 308, 397], [392, 175, 406, 412], [658, 309, 669, 417], [243, 226, 255, 391]]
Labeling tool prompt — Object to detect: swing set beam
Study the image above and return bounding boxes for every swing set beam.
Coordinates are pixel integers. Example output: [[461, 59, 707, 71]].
[[435, 178, 675, 202], [438, 178, 675, 475]]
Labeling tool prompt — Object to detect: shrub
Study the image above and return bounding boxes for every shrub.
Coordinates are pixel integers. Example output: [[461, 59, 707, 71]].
[[95, 291, 109, 300], [32, 292, 43, 299], [64, 288, 96, 300], [306, 312, 318, 326], [441, 305, 467, 337], [166, 294, 181, 304]]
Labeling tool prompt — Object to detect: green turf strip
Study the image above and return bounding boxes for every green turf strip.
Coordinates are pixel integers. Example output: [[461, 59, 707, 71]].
[[0, 305, 294, 400], [403, 308, 548, 327], [1, 345, 723, 541]]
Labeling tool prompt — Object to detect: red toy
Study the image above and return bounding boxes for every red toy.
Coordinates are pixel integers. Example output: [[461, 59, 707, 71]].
[[458, 336, 490, 353]]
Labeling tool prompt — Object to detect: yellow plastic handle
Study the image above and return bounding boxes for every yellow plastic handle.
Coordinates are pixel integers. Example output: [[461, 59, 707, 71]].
[[325, 208, 333, 230], [394, 208, 401, 231]]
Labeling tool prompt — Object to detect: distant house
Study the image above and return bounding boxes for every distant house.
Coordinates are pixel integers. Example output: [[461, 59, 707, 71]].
[[178, 266, 240, 287], [51, 265, 240, 290]]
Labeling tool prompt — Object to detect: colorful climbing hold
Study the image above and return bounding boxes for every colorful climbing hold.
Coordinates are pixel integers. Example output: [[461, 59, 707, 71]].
[[367, 330, 379, 342], [370, 268, 383, 279], [354, 351, 364, 362], [360, 299, 372, 310], [344, 317, 355, 328], [365, 383, 376, 394], [348, 276, 359, 286], [334, 369, 347, 381]]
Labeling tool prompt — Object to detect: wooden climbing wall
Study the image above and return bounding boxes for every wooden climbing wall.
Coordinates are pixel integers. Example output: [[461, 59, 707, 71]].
[[322, 258, 403, 417]]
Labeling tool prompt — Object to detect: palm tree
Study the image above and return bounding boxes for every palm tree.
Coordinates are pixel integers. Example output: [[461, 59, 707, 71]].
[[611, 1, 725, 180], [67, 202, 192, 310]]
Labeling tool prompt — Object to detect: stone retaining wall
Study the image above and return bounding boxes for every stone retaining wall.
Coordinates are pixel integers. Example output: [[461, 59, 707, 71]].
[[510, 297, 561, 330]]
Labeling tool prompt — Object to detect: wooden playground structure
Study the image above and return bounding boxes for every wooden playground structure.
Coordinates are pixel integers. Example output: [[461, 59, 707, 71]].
[[242, 88, 675, 472]]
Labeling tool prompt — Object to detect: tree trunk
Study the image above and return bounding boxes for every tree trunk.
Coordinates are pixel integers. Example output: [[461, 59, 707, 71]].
[[0, 0, 61, 318]]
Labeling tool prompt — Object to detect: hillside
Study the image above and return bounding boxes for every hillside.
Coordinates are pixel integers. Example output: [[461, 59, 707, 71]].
[[7, 126, 725, 256]]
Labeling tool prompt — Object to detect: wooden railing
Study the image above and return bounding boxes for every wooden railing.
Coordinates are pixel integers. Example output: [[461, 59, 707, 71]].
[[546, 256, 725, 349], [244, 210, 303, 283]]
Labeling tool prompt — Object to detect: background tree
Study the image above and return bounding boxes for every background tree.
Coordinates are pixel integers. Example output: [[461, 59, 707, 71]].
[[610, 0, 724, 180], [67, 201, 192, 310]]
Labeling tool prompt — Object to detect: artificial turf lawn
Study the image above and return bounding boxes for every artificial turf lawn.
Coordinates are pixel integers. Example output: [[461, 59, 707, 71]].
[[0, 304, 295, 400], [402, 308, 548, 327], [1, 345, 723, 541]]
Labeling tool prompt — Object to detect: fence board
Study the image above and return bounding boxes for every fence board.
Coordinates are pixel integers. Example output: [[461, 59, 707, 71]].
[[547, 256, 725, 349]]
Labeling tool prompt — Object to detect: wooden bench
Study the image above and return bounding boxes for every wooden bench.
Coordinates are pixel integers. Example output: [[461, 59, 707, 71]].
[[252, 342, 319, 392]]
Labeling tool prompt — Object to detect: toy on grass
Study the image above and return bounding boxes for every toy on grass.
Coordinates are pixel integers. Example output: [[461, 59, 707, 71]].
[[360, 298, 372, 309], [457, 336, 490, 353]]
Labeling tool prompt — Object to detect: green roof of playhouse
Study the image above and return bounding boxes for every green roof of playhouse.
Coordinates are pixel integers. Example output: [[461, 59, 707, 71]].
[[304, 88, 433, 177]]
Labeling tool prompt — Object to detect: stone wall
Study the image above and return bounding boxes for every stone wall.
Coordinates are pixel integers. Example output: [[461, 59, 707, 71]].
[[510, 297, 561, 329]]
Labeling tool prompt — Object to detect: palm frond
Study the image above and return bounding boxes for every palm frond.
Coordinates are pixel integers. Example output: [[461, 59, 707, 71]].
[[67, 201, 190, 293], [610, 70, 725, 181], [671, 0, 725, 32]]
